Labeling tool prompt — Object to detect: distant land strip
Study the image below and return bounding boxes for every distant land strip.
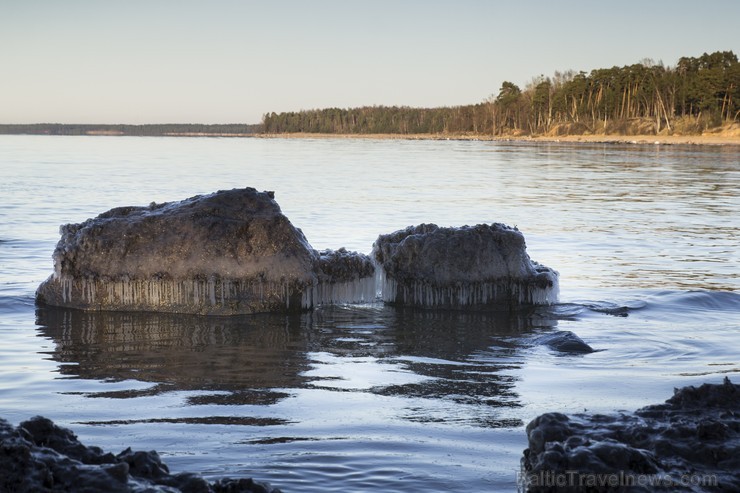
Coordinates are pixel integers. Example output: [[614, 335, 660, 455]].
[[0, 123, 261, 137], [2, 124, 738, 146]]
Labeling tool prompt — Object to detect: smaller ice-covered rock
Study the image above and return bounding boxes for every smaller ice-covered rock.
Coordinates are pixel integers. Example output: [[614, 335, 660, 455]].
[[372, 223, 558, 309]]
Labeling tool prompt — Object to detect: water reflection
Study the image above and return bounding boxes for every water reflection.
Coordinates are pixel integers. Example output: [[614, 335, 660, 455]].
[[35, 304, 558, 428], [35, 308, 310, 406]]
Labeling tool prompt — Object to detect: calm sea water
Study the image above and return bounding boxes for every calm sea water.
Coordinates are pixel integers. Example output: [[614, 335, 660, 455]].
[[1, 135, 738, 491]]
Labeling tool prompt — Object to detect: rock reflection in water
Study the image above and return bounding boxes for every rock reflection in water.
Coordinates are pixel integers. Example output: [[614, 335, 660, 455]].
[[35, 304, 557, 429], [35, 308, 310, 407], [363, 307, 550, 427]]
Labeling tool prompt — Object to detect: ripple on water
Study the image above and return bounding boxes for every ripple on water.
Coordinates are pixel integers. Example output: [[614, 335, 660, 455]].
[[1, 137, 739, 491]]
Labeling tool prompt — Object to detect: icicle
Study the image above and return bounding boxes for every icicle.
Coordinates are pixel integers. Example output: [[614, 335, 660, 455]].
[[60, 276, 72, 303], [377, 266, 558, 308], [307, 276, 377, 307]]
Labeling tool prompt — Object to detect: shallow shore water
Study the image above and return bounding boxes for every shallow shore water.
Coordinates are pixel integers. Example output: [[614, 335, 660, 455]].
[[1, 135, 738, 491]]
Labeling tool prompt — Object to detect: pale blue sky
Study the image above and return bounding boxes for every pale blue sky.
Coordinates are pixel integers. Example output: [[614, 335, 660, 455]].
[[2, 0, 738, 124]]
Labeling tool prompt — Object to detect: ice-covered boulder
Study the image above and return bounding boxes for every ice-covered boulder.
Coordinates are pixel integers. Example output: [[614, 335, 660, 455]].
[[36, 188, 375, 315], [372, 223, 558, 308]]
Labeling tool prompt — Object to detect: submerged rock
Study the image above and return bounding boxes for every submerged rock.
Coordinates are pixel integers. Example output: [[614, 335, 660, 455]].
[[0, 416, 280, 492], [534, 331, 594, 354], [36, 188, 375, 315], [521, 377, 740, 492], [372, 223, 558, 309]]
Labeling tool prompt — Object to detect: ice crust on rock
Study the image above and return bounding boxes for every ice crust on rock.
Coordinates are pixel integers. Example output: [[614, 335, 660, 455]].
[[372, 223, 558, 308], [37, 188, 376, 315]]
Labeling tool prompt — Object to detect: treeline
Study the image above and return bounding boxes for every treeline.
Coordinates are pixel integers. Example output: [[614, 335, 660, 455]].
[[0, 123, 261, 137], [262, 106, 484, 134], [263, 50, 740, 136]]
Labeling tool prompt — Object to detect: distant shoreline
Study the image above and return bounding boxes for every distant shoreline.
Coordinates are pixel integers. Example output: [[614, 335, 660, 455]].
[[256, 132, 740, 146], [0, 123, 261, 138], [2, 126, 738, 146]]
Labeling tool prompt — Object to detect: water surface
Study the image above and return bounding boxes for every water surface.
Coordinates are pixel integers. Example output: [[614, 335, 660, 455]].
[[1, 135, 738, 491]]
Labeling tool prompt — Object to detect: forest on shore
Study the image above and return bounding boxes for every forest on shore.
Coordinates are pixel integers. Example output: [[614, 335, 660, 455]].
[[263, 51, 739, 137]]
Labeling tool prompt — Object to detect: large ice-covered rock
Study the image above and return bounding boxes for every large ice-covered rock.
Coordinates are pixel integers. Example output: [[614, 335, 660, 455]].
[[372, 223, 558, 308], [36, 188, 375, 315]]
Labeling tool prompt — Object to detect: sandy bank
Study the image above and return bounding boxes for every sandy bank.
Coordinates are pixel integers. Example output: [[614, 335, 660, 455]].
[[256, 132, 740, 146]]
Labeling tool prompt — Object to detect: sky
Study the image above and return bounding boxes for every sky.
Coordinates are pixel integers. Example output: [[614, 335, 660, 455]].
[[2, 0, 738, 124]]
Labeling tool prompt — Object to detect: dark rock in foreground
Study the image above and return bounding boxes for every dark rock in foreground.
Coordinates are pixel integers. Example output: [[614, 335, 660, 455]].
[[521, 377, 740, 492], [36, 188, 375, 315], [372, 223, 558, 309], [0, 416, 281, 493]]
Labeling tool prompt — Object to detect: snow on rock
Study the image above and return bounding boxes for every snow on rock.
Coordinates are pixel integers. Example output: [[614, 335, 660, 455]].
[[36, 188, 375, 315], [372, 223, 558, 308]]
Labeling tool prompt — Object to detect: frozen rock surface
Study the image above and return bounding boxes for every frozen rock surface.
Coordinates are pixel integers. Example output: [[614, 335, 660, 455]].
[[372, 223, 558, 308], [36, 188, 375, 314], [0, 415, 281, 493], [521, 377, 740, 492]]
